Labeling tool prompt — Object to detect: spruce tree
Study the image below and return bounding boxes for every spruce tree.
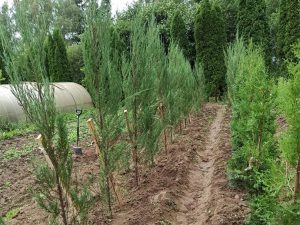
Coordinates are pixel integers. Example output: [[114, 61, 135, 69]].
[[194, 0, 226, 98], [237, 0, 269, 48]]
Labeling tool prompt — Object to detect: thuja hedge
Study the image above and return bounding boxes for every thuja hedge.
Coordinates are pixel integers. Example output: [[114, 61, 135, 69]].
[[226, 38, 300, 224]]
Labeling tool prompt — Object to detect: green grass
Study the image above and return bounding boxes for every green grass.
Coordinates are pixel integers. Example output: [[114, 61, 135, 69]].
[[0, 121, 36, 141], [2, 143, 37, 161], [2, 208, 19, 222], [0, 108, 95, 141]]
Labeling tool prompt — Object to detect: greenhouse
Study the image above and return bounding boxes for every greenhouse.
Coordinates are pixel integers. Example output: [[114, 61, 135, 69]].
[[0, 82, 92, 122]]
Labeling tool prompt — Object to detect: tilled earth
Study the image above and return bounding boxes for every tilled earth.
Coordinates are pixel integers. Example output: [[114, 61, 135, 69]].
[[0, 103, 249, 225]]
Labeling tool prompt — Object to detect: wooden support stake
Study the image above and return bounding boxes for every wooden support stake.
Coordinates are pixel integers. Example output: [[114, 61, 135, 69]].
[[87, 118, 101, 156], [159, 103, 167, 152], [86, 118, 121, 205], [35, 134, 78, 221], [124, 110, 134, 145], [124, 109, 139, 186]]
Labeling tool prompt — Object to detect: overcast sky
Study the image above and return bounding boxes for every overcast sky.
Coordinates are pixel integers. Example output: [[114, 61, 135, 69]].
[[0, 0, 136, 15]]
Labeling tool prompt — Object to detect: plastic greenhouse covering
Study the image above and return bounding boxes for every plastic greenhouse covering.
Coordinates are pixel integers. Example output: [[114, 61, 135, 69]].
[[0, 82, 93, 122]]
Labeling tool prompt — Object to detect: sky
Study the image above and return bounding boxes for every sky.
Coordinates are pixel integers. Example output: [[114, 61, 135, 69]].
[[0, 0, 136, 15]]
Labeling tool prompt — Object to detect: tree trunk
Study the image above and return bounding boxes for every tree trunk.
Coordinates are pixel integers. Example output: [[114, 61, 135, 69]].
[[104, 153, 112, 218], [56, 174, 68, 225], [134, 144, 139, 186], [164, 129, 167, 152]]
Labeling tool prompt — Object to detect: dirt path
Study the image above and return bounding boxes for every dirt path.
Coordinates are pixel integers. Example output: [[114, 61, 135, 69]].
[[175, 104, 249, 225], [108, 103, 249, 225]]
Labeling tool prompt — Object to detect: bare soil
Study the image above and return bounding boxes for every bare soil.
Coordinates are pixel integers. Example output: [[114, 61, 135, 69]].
[[0, 103, 249, 225]]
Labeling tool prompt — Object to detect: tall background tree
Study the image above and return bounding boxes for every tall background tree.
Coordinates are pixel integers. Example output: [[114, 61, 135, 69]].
[[170, 9, 188, 59], [194, 0, 226, 98], [277, 0, 300, 70], [55, 0, 85, 43], [45, 28, 71, 82], [0, 2, 13, 83], [237, 0, 269, 48]]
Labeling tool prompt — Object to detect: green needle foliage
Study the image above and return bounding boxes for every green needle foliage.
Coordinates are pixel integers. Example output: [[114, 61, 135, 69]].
[[194, 0, 226, 98], [226, 38, 276, 190], [167, 42, 205, 139], [278, 42, 300, 205], [170, 9, 188, 59], [237, 0, 269, 48], [122, 15, 164, 181], [0, 1, 92, 224], [82, 0, 124, 217], [45, 28, 71, 82], [225, 38, 287, 225], [277, 0, 300, 70], [225, 37, 247, 106], [32, 116, 93, 225]]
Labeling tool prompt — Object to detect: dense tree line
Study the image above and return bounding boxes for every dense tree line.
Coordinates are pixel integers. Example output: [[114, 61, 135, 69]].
[[0, 0, 300, 224]]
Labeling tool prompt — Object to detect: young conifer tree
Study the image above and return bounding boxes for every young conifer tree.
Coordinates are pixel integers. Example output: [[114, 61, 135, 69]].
[[167, 43, 200, 133], [277, 42, 300, 203], [193, 63, 206, 111], [226, 39, 275, 188], [0, 1, 92, 224], [142, 17, 166, 163], [82, 1, 124, 217], [122, 15, 166, 183], [225, 37, 247, 106]]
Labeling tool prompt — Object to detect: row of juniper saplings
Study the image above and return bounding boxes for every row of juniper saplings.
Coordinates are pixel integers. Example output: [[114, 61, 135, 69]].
[[33, 103, 193, 222]]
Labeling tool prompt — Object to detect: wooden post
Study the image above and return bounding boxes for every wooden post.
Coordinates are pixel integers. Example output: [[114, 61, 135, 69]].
[[124, 110, 134, 145], [86, 118, 121, 206], [124, 109, 139, 186], [159, 103, 167, 152], [87, 118, 101, 156]]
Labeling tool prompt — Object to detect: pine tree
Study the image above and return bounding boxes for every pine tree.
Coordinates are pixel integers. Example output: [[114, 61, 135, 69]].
[[194, 0, 226, 98], [45, 34, 55, 80], [237, 0, 269, 48], [167, 43, 198, 128]]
